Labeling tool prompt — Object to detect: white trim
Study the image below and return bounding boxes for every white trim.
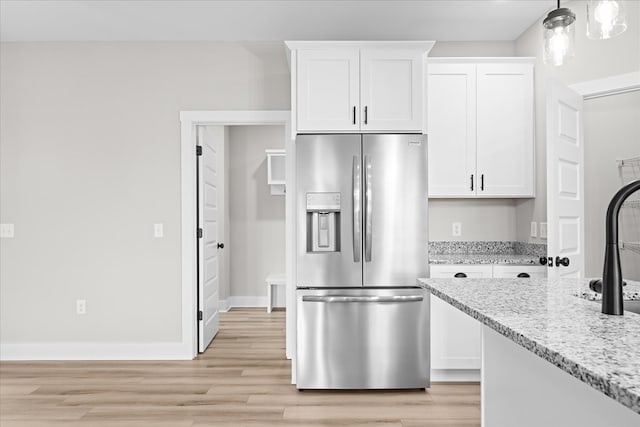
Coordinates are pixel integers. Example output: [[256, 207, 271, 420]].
[[570, 71, 640, 100], [180, 110, 291, 361], [228, 296, 269, 308], [218, 299, 231, 313], [285, 41, 435, 52], [431, 369, 481, 382], [427, 57, 536, 64], [1, 342, 190, 361]]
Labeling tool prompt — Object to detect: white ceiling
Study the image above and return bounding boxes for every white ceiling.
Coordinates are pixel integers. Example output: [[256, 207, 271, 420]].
[[0, 0, 555, 42]]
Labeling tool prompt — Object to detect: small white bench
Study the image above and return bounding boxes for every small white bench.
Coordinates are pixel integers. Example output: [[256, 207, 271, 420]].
[[265, 273, 286, 313]]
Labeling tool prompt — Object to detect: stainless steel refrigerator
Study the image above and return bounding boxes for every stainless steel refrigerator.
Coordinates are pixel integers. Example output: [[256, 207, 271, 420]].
[[296, 134, 429, 390]]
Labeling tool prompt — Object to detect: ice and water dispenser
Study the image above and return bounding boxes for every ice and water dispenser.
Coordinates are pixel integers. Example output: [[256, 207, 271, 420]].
[[305, 192, 341, 253]]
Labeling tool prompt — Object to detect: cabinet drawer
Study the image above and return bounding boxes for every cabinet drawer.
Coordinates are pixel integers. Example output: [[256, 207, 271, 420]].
[[429, 264, 493, 278], [492, 265, 547, 278]]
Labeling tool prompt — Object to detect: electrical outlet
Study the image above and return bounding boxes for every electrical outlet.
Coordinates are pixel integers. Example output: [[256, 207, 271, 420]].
[[154, 223, 164, 238], [452, 222, 462, 237], [540, 222, 548, 239], [0, 223, 15, 238], [530, 221, 537, 238], [76, 299, 86, 315]]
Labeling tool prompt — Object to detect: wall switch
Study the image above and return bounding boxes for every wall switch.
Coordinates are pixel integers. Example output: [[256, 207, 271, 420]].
[[0, 224, 15, 238], [452, 222, 462, 237], [530, 221, 537, 238], [154, 223, 164, 238], [540, 222, 548, 239], [76, 299, 86, 315]]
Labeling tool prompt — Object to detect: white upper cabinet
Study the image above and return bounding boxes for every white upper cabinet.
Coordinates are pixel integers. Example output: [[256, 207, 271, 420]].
[[360, 49, 423, 131], [296, 49, 360, 132], [288, 42, 434, 134], [427, 63, 477, 197], [427, 58, 535, 198], [476, 63, 534, 197]]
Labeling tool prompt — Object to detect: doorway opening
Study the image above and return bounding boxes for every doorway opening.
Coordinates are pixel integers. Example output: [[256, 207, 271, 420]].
[[180, 111, 293, 359]]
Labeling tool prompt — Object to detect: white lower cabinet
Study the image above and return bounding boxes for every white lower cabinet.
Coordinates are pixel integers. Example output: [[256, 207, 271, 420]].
[[429, 264, 546, 373]]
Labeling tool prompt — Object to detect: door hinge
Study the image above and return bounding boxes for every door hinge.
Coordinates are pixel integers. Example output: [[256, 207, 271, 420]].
[[196, 145, 203, 156], [198, 310, 203, 321], [197, 228, 203, 238]]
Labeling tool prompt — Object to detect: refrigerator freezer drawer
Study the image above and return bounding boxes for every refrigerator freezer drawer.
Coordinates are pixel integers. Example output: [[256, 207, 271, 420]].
[[296, 288, 430, 389]]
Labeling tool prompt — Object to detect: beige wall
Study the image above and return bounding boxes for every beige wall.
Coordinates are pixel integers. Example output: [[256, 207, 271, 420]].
[[514, 0, 640, 245], [583, 92, 640, 280], [0, 42, 289, 344], [228, 125, 286, 300]]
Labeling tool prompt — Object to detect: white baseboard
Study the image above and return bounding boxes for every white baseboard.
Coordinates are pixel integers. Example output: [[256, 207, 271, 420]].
[[218, 298, 231, 312], [0, 342, 192, 361], [431, 369, 481, 382], [228, 296, 269, 308]]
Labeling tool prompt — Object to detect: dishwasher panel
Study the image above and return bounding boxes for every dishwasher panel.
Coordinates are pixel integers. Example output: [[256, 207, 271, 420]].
[[296, 287, 430, 389]]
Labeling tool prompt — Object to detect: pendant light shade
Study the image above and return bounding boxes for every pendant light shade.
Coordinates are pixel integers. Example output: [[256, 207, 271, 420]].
[[543, 5, 576, 66], [587, 0, 628, 39]]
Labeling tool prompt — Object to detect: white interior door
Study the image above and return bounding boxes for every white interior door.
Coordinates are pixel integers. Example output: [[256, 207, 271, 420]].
[[546, 80, 585, 279], [198, 126, 220, 352]]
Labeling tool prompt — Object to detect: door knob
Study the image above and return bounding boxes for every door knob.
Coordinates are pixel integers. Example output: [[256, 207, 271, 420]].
[[217, 243, 225, 249], [539, 257, 548, 266], [555, 256, 570, 267]]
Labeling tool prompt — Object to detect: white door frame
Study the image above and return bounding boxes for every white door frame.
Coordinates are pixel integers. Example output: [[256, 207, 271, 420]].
[[179, 111, 292, 359]]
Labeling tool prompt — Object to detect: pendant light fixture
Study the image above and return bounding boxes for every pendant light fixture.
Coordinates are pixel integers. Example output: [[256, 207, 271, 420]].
[[542, 0, 576, 66], [586, 0, 628, 40]]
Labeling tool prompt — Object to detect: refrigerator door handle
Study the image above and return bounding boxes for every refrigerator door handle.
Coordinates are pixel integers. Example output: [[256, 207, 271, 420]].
[[352, 156, 361, 263], [302, 295, 423, 303], [364, 155, 373, 262]]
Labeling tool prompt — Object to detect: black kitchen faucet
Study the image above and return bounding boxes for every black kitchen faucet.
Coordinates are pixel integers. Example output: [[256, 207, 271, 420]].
[[590, 179, 640, 315]]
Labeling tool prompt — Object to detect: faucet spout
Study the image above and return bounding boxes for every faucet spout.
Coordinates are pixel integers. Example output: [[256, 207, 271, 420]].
[[601, 179, 640, 315]]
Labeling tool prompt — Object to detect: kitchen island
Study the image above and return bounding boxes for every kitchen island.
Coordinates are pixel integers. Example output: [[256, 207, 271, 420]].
[[419, 277, 640, 427]]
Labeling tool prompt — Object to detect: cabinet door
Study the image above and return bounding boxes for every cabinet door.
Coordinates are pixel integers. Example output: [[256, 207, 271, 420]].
[[429, 264, 488, 370], [476, 63, 534, 197], [430, 295, 482, 370], [492, 265, 547, 279], [427, 63, 477, 197], [360, 49, 423, 132], [297, 49, 360, 132]]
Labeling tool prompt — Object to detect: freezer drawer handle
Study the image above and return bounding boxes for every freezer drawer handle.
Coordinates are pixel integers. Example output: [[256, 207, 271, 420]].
[[352, 156, 361, 262], [302, 295, 423, 303]]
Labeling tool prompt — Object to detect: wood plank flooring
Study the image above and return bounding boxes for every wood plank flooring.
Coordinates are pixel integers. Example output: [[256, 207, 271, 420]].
[[0, 308, 480, 426]]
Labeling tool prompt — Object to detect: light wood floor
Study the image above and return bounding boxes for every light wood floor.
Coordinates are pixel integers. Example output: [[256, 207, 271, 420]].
[[0, 308, 480, 426]]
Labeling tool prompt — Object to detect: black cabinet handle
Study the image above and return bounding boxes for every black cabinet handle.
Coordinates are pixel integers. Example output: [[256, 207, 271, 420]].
[[217, 242, 225, 249], [555, 256, 569, 267], [517, 273, 530, 278], [454, 272, 467, 278], [470, 174, 474, 191], [481, 174, 484, 191], [364, 106, 368, 125], [352, 106, 356, 125]]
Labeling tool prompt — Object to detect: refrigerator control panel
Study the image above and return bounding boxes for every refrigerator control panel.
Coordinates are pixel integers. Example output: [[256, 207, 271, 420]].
[[306, 192, 341, 212]]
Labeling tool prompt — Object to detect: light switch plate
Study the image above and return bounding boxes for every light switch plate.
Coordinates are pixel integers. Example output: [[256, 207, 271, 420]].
[[0, 224, 15, 238], [452, 222, 462, 237], [76, 299, 86, 315], [530, 222, 537, 238], [540, 222, 548, 239], [154, 223, 164, 238]]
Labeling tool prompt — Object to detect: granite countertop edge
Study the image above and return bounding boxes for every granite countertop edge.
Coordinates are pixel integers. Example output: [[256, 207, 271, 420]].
[[429, 254, 542, 265], [419, 278, 640, 415]]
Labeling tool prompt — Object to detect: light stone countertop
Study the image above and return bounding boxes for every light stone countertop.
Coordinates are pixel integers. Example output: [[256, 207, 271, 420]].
[[429, 254, 542, 265], [418, 277, 640, 414]]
